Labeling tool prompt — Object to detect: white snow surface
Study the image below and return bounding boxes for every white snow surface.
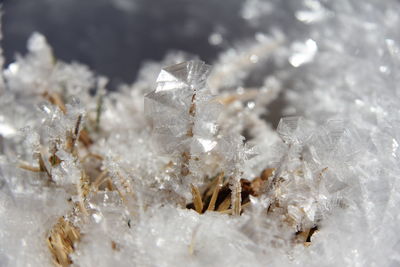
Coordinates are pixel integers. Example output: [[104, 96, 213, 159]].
[[1, 0, 400, 266]]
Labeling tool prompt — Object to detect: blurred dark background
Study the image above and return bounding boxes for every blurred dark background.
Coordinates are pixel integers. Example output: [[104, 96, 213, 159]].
[[1, 0, 254, 88]]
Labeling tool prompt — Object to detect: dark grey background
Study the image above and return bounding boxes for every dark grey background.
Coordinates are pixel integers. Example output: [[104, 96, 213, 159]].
[[2, 0, 255, 88]]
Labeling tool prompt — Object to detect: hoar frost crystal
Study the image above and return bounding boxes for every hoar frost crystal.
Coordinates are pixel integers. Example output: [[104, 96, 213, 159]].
[[1, 0, 400, 266]]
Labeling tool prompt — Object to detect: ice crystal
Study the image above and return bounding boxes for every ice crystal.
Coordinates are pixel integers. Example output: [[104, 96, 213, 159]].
[[145, 60, 216, 155], [145, 60, 247, 205], [1, 0, 400, 266]]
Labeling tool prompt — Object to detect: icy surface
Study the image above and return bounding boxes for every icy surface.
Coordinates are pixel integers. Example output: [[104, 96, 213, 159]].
[[1, 0, 400, 266]]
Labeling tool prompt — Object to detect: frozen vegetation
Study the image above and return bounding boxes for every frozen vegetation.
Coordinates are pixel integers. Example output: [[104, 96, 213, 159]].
[[1, 0, 400, 266]]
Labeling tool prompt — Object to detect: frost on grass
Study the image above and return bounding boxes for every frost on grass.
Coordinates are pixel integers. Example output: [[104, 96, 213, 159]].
[[1, 0, 400, 266]]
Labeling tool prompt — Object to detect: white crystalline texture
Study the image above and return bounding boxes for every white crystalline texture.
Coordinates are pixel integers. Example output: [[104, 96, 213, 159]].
[[277, 116, 312, 145], [145, 60, 221, 155], [156, 60, 211, 90], [4, 32, 54, 95], [1, 0, 400, 266], [289, 39, 318, 67]]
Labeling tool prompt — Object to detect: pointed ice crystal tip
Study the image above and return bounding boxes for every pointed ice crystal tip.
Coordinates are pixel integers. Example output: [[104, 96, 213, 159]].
[[277, 116, 306, 144], [156, 60, 211, 88]]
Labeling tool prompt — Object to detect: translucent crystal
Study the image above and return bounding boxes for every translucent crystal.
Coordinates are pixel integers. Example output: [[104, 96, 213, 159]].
[[156, 60, 211, 89], [145, 60, 219, 156], [1, 1, 400, 266], [277, 116, 312, 145]]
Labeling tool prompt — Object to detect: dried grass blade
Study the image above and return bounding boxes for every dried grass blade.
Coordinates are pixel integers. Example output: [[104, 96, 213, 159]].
[[217, 196, 231, 212], [207, 172, 223, 211], [190, 184, 203, 214]]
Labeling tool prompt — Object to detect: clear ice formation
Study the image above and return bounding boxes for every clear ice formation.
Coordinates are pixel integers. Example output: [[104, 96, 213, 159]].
[[145, 61, 246, 206], [1, 0, 400, 266], [145, 60, 218, 155]]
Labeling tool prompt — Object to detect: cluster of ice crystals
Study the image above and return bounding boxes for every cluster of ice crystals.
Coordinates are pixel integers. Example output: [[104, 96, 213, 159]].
[[1, 0, 400, 266], [145, 60, 217, 155], [145, 60, 249, 203]]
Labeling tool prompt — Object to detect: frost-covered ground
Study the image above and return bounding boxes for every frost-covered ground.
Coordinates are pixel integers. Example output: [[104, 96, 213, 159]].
[[1, 1, 400, 266]]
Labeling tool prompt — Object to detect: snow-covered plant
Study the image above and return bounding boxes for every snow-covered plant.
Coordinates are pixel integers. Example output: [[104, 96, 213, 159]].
[[1, 0, 400, 266], [145, 60, 248, 214]]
